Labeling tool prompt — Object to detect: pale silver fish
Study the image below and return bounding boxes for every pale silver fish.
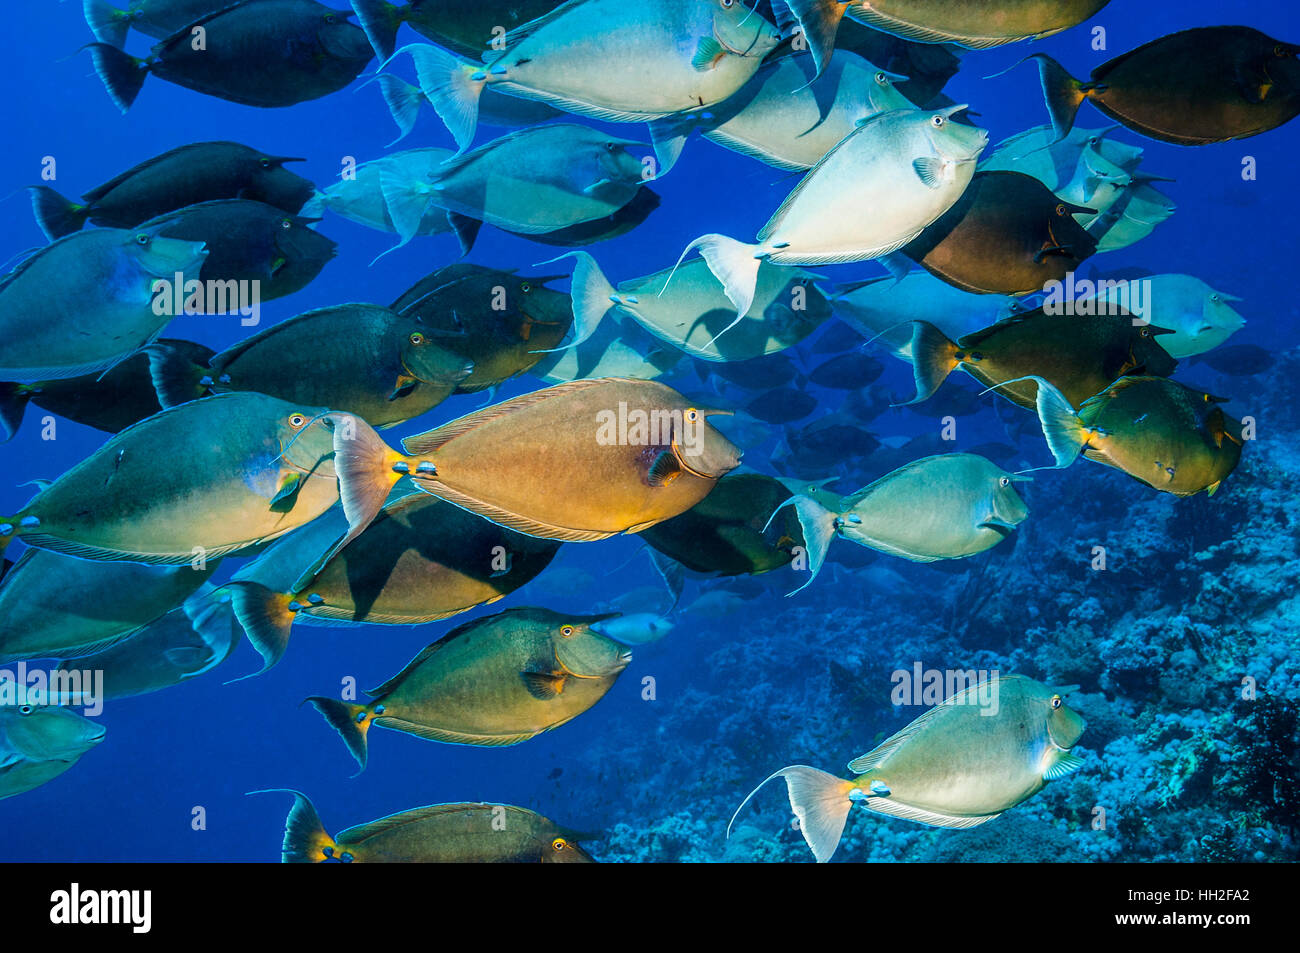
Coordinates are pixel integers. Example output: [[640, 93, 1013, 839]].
[[561, 251, 831, 362], [0, 228, 207, 381], [0, 547, 217, 663], [390, 0, 782, 151], [380, 125, 646, 250], [649, 50, 913, 173], [1093, 274, 1244, 358], [774, 453, 1030, 593], [1089, 181, 1176, 253], [729, 675, 1086, 862], [55, 586, 240, 700], [301, 148, 457, 242], [979, 124, 1144, 190], [529, 301, 683, 384], [677, 107, 988, 318], [0, 687, 106, 800], [369, 74, 565, 143], [832, 270, 1024, 362]]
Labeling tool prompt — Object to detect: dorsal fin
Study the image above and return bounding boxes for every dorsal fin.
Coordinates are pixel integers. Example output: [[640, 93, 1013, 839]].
[[400, 377, 624, 455]]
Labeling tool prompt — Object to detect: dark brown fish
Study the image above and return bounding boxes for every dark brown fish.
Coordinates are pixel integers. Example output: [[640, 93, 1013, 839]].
[[268, 789, 597, 862], [1029, 26, 1300, 145], [391, 265, 572, 393], [909, 308, 1178, 410], [640, 473, 806, 577], [88, 0, 374, 111], [900, 172, 1097, 295], [0, 340, 214, 440], [28, 141, 314, 240]]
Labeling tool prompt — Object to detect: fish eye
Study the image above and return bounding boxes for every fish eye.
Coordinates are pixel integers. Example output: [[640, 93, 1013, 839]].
[[931, 115, 945, 127], [686, 408, 700, 422], [552, 838, 568, 850], [259, 157, 272, 168], [999, 476, 1010, 487], [1139, 327, 1151, 338], [409, 332, 425, 345], [519, 282, 531, 293], [719, 0, 734, 7], [1276, 45, 1289, 57], [1051, 695, 1062, 709], [1210, 294, 1221, 303], [288, 414, 307, 428], [604, 142, 618, 153], [135, 233, 151, 246], [18, 705, 33, 715], [874, 72, 888, 85], [324, 13, 337, 23], [1055, 204, 1068, 216], [280, 218, 293, 229], [560, 625, 575, 638]]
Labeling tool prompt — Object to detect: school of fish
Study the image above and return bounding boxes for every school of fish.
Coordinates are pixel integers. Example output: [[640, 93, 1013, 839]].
[[0, 0, 1289, 862]]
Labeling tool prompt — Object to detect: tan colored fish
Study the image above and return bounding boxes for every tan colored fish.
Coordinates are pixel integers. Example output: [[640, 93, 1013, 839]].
[[227, 491, 561, 675], [337, 377, 741, 541]]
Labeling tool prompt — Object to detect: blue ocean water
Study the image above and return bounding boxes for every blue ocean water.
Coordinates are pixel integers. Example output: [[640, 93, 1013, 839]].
[[1, 0, 1297, 862]]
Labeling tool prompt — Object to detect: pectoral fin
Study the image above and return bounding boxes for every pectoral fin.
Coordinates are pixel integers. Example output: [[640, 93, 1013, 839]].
[[521, 671, 567, 700], [270, 472, 304, 510], [913, 157, 945, 188], [1043, 751, 1085, 781], [646, 450, 682, 487], [692, 38, 724, 72]]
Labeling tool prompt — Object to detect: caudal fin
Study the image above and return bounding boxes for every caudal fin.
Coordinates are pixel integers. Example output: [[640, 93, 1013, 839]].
[[647, 116, 695, 176], [1027, 54, 1087, 142], [1030, 377, 1088, 467], [328, 414, 404, 557], [780, 494, 839, 596], [677, 234, 762, 319], [729, 765, 855, 863], [86, 42, 147, 113], [306, 696, 372, 772], [351, 0, 404, 62], [146, 342, 210, 408], [371, 73, 424, 143], [533, 251, 613, 353], [402, 43, 485, 153], [780, 0, 847, 76], [29, 186, 90, 240], [83, 0, 131, 48], [249, 789, 339, 863], [0, 383, 31, 441], [226, 582, 296, 678], [903, 321, 959, 405], [378, 165, 433, 251]]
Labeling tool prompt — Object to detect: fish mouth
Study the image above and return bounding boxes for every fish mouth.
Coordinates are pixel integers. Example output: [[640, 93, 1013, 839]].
[[85, 724, 107, 745]]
